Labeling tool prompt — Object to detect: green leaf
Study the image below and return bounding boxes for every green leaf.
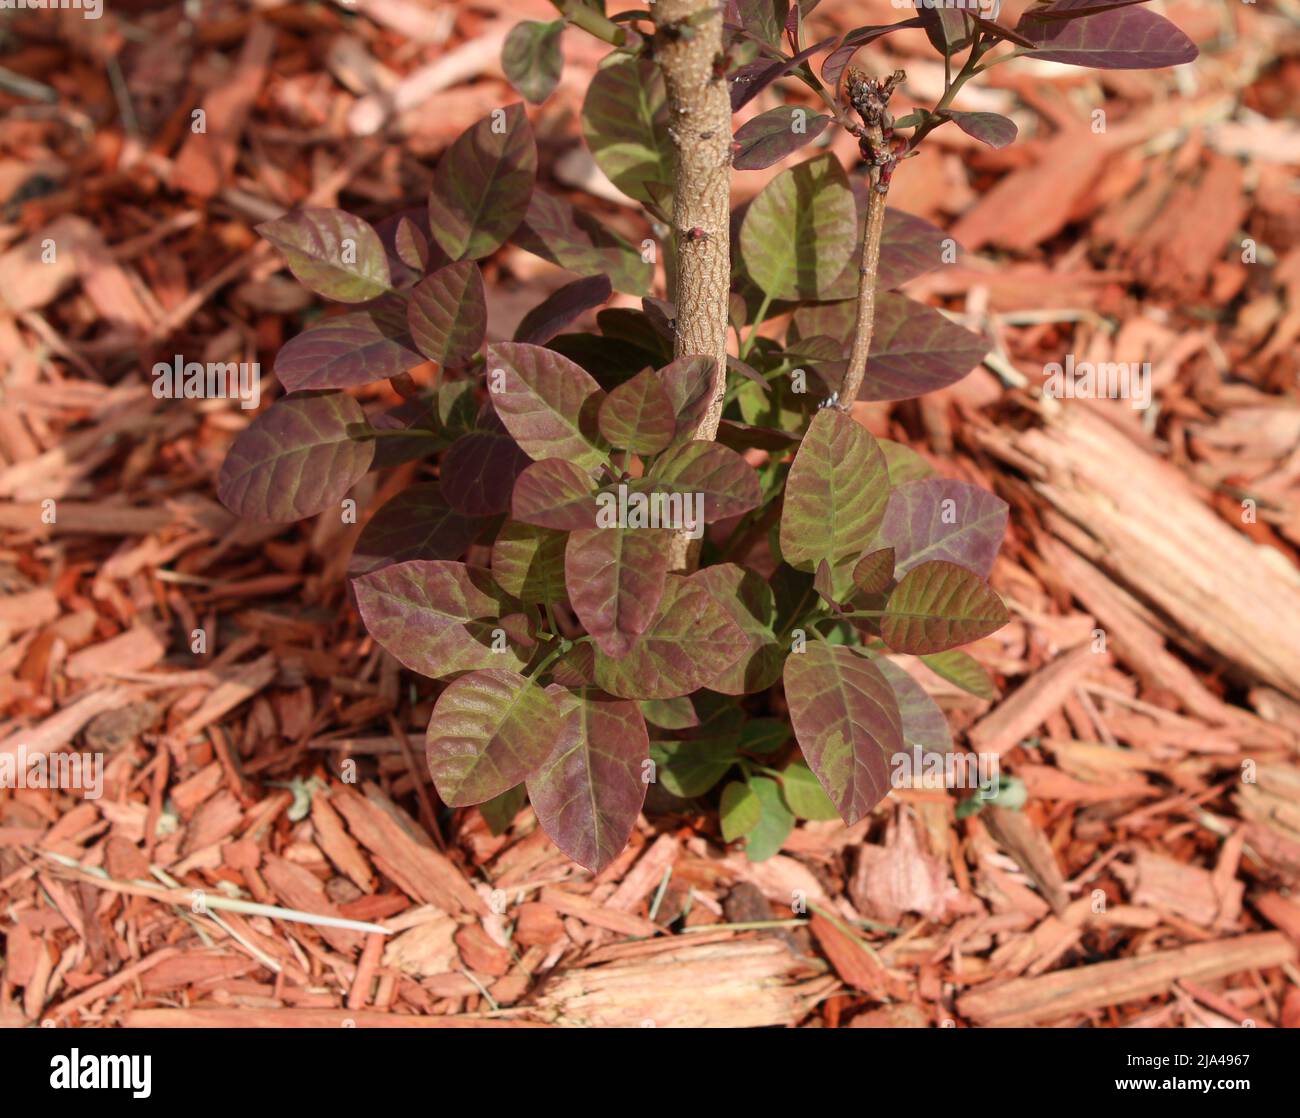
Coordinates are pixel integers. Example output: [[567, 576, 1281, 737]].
[[782, 642, 904, 824], [258, 209, 391, 303], [217, 392, 374, 522], [581, 56, 672, 207], [745, 776, 795, 861], [720, 780, 762, 841], [739, 718, 790, 755], [565, 527, 671, 658], [780, 760, 840, 821], [407, 261, 487, 367], [879, 437, 935, 484], [640, 696, 699, 731], [740, 153, 858, 301], [428, 104, 537, 260], [486, 342, 608, 470], [352, 559, 532, 677], [479, 785, 527, 835], [502, 20, 565, 104], [920, 649, 997, 700], [426, 669, 560, 805], [597, 367, 676, 455], [526, 686, 649, 872], [650, 738, 735, 798], [594, 575, 749, 700], [880, 560, 1009, 655], [779, 408, 890, 593], [491, 521, 568, 604]]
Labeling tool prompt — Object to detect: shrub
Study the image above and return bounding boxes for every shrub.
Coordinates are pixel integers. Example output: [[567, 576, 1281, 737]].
[[217, 1, 1197, 870]]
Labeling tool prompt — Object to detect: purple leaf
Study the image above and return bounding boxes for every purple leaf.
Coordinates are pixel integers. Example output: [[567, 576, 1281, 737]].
[[353, 559, 534, 677], [275, 311, 423, 392], [485, 342, 609, 470], [597, 367, 677, 455], [349, 483, 484, 577], [646, 440, 762, 523], [654, 355, 723, 444], [820, 19, 924, 88], [217, 392, 374, 522], [780, 409, 890, 590], [733, 0, 791, 47], [783, 642, 904, 824], [258, 208, 391, 304], [394, 216, 429, 271], [515, 191, 652, 296], [880, 560, 1009, 655], [526, 686, 650, 872], [690, 564, 782, 695], [918, 8, 974, 55], [730, 35, 838, 112], [428, 104, 537, 260], [566, 527, 671, 657], [514, 274, 612, 345], [875, 659, 953, 755], [439, 426, 532, 516], [511, 458, 600, 530], [856, 292, 989, 402], [426, 669, 560, 805], [1016, 2, 1199, 69], [502, 20, 565, 104], [941, 110, 1018, 149], [491, 520, 568, 605], [875, 478, 1009, 578], [593, 575, 749, 700], [407, 261, 487, 367], [732, 107, 830, 171]]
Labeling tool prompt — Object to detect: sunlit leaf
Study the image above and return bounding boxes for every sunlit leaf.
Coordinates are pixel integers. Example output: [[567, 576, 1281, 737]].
[[640, 696, 699, 731], [491, 520, 568, 604], [853, 547, 895, 595], [426, 669, 559, 805], [879, 437, 935, 484], [485, 341, 608, 470], [428, 104, 537, 260], [779, 760, 839, 820], [275, 311, 422, 391], [920, 649, 998, 701], [566, 527, 671, 657], [511, 457, 600, 530], [941, 110, 1018, 149], [875, 659, 953, 756], [880, 560, 1009, 655], [655, 356, 722, 444], [407, 261, 487, 367], [353, 559, 531, 677], [258, 209, 391, 303], [690, 564, 782, 695], [581, 56, 672, 206], [744, 776, 795, 861], [597, 367, 676, 455], [526, 686, 649, 871], [782, 641, 904, 824], [855, 292, 989, 402], [594, 575, 749, 699], [875, 478, 1008, 578], [732, 106, 830, 171], [780, 408, 890, 592], [217, 392, 374, 522], [646, 440, 761, 523], [1016, 0, 1199, 68], [740, 153, 858, 301]]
